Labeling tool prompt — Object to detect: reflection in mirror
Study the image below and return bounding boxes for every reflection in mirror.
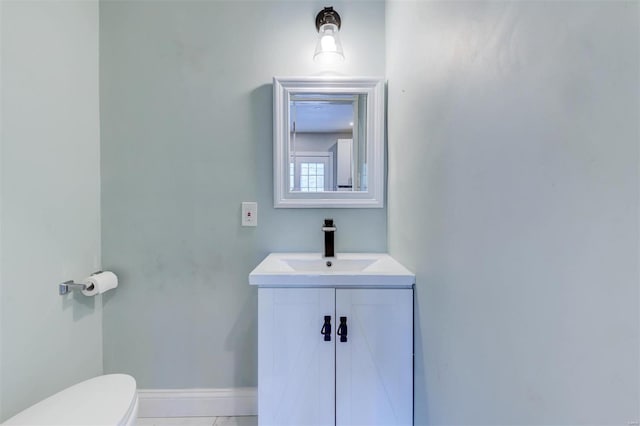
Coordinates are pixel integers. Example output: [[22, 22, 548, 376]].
[[273, 77, 384, 208], [289, 94, 367, 193]]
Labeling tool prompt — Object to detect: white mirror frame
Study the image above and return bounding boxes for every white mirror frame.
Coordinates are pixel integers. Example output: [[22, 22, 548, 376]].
[[273, 76, 385, 208]]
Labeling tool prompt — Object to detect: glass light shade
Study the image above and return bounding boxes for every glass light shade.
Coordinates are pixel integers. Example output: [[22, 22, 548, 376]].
[[313, 23, 344, 63]]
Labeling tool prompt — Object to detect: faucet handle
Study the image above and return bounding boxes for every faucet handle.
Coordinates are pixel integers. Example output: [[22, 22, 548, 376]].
[[322, 218, 336, 232]]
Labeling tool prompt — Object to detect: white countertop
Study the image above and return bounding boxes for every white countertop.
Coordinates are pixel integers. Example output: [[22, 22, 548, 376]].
[[249, 252, 415, 288]]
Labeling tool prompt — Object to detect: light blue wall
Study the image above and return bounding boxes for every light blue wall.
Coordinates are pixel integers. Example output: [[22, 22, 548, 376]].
[[100, 0, 386, 388], [0, 3, 4, 418], [386, 1, 639, 424], [0, 0, 102, 421]]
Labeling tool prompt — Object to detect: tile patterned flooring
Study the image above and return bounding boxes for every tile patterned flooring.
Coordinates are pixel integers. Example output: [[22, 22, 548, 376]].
[[137, 416, 257, 426]]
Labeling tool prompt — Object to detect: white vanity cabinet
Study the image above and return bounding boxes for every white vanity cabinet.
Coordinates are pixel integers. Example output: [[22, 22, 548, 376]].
[[257, 287, 413, 426]]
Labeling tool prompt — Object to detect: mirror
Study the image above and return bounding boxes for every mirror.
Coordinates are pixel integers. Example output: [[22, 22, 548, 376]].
[[273, 77, 385, 208]]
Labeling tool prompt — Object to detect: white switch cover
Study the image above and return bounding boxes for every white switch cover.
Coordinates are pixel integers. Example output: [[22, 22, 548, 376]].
[[242, 202, 257, 227]]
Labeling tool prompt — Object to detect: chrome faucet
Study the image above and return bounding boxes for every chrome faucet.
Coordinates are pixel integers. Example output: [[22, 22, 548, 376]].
[[322, 219, 336, 258]]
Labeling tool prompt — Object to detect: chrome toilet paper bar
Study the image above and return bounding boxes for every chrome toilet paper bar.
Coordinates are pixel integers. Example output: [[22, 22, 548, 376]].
[[58, 271, 105, 295], [59, 280, 88, 295]]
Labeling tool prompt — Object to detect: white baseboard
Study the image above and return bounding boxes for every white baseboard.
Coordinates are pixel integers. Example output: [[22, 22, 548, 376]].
[[137, 387, 257, 418]]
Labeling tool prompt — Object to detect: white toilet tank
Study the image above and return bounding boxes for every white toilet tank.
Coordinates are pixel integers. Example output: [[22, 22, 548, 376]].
[[3, 374, 138, 426]]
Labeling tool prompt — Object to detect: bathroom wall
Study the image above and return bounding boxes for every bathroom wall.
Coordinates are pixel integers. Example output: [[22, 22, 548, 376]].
[[100, 1, 386, 389], [387, 1, 639, 424], [0, 2, 4, 418], [0, 0, 102, 420]]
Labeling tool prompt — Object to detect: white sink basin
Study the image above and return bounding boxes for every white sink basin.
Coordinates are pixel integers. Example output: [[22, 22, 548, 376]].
[[249, 253, 415, 287], [283, 257, 377, 272]]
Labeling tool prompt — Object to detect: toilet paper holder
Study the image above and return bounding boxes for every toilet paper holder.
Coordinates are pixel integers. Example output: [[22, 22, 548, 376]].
[[58, 280, 89, 295], [58, 271, 101, 295]]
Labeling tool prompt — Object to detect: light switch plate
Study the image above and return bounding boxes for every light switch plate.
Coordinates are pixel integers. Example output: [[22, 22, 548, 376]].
[[242, 202, 257, 227]]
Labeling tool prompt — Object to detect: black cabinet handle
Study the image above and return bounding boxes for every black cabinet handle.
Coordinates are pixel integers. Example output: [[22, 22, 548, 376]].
[[320, 315, 331, 341], [337, 316, 348, 342]]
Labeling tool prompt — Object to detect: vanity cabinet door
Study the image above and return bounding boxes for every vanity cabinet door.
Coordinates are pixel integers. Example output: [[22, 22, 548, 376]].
[[258, 288, 335, 426], [335, 289, 413, 426]]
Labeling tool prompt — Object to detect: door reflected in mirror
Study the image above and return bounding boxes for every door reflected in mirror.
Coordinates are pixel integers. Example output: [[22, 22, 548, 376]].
[[289, 94, 367, 193]]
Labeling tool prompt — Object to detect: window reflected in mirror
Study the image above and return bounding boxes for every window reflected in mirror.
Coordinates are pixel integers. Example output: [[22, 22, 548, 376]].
[[289, 94, 367, 193]]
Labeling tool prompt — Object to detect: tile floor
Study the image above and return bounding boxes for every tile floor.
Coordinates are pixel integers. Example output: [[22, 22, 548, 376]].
[[137, 416, 257, 426]]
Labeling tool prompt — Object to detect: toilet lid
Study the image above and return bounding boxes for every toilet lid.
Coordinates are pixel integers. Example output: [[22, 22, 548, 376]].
[[3, 374, 137, 426]]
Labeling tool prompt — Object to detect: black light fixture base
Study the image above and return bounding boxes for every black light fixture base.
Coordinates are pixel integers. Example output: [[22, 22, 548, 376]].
[[315, 6, 341, 31]]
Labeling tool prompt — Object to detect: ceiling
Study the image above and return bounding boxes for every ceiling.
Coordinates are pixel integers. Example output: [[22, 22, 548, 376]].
[[290, 100, 355, 133]]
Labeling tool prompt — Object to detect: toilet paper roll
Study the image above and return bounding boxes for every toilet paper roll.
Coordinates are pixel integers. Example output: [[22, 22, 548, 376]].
[[81, 271, 118, 296]]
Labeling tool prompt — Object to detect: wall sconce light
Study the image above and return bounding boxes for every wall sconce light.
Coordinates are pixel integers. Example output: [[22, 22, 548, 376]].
[[314, 6, 344, 64]]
